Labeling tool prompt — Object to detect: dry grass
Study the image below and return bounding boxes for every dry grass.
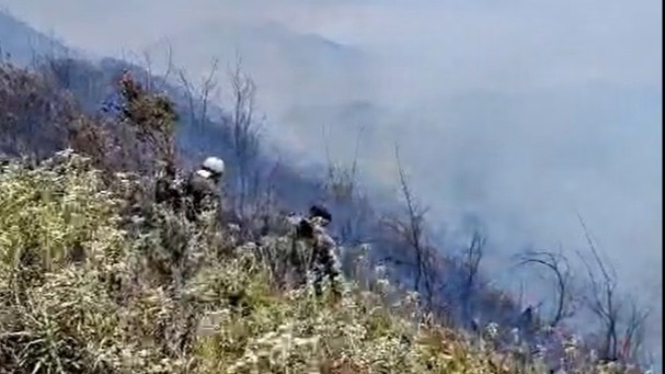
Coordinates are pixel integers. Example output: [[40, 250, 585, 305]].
[[0, 150, 642, 374]]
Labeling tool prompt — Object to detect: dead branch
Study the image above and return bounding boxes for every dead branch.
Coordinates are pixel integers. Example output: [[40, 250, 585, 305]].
[[515, 248, 574, 327], [177, 69, 197, 127], [575, 214, 649, 363], [381, 143, 434, 308], [227, 52, 261, 219], [176, 57, 219, 131], [460, 231, 486, 322]]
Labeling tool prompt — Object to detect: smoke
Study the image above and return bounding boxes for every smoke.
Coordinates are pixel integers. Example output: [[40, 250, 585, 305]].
[[2, 0, 661, 364]]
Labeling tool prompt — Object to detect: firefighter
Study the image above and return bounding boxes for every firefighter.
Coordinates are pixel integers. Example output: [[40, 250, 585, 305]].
[[291, 205, 342, 298], [182, 156, 225, 221]]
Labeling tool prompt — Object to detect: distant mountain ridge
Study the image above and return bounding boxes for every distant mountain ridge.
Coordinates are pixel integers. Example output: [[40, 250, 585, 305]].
[[0, 9, 79, 65]]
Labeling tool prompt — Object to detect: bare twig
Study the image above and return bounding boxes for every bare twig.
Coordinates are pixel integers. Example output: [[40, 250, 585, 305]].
[[515, 248, 574, 327], [575, 213, 649, 363], [460, 231, 486, 322], [381, 144, 435, 309], [227, 52, 261, 219]]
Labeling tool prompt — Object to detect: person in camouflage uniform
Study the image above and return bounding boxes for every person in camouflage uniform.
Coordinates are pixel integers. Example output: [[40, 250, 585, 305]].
[[155, 156, 224, 222], [182, 156, 225, 222], [291, 205, 342, 298]]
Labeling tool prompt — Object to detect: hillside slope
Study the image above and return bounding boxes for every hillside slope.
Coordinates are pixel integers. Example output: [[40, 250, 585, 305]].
[[0, 55, 648, 373], [1, 52, 529, 332], [0, 69, 641, 374]]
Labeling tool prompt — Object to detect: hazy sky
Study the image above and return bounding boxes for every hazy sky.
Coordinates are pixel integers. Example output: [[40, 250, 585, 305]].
[[1, 0, 662, 361]]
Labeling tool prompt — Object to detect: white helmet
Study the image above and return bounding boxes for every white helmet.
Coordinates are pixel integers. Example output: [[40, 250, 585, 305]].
[[202, 156, 225, 175]]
